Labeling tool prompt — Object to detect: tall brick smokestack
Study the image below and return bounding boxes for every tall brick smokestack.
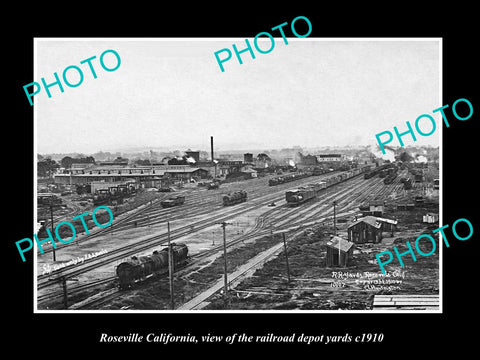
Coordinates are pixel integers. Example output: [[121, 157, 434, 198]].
[[211, 136, 214, 163]]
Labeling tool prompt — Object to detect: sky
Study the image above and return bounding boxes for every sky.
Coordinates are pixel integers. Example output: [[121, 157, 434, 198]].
[[35, 38, 440, 155]]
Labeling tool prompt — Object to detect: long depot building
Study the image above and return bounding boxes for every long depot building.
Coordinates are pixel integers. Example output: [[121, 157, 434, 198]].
[[54, 164, 209, 188]]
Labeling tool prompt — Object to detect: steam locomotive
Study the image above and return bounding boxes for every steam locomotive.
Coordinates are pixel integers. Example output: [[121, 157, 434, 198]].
[[223, 190, 247, 206], [116, 244, 188, 289]]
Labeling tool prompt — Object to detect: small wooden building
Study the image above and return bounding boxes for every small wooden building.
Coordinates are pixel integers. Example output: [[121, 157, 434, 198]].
[[423, 213, 439, 224], [376, 217, 398, 235], [326, 236, 354, 267], [359, 201, 385, 217], [347, 216, 383, 244]]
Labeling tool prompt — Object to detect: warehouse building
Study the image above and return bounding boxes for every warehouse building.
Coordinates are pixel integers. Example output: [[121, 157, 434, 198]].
[[54, 165, 208, 187], [316, 154, 346, 162]]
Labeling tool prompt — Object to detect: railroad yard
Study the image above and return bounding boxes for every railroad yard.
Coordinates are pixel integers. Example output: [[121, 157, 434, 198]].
[[36, 155, 439, 311]]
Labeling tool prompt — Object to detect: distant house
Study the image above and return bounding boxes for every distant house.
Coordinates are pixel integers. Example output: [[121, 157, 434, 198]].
[[325, 236, 354, 267], [359, 201, 385, 217], [316, 154, 345, 162], [423, 213, 439, 224], [347, 216, 383, 244], [301, 154, 318, 166]]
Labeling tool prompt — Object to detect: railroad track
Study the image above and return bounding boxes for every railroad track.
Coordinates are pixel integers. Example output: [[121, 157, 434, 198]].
[[176, 175, 407, 310], [38, 169, 390, 309], [36, 178, 323, 288], [37, 275, 117, 305], [36, 174, 320, 254], [178, 226, 309, 310], [36, 171, 342, 260], [36, 172, 355, 306]]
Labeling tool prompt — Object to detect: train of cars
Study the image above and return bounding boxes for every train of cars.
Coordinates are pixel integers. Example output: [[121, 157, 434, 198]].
[[116, 244, 189, 289], [37, 193, 63, 206], [268, 172, 311, 186], [223, 190, 247, 206], [285, 167, 369, 206], [93, 183, 137, 206], [363, 164, 392, 179]]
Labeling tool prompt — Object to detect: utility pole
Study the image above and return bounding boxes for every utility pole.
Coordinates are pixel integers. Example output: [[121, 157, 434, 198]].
[[167, 221, 174, 310], [49, 276, 77, 309], [61, 276, 67, 308], [50, 200, 56, 262], [333, 199, 340, 266], [221, 222, 229, 307], [282, 233, 291, 283], [333, 200, 337, 236]]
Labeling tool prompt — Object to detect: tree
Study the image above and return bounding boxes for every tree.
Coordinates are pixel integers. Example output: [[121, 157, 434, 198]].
[[134, 159, 151, 165], [61, 155, 95, 168], [38, 158, 59, 178], [61, 156, 74, 169], [257, 153, 271, 161], [168, 157, 189, 165], [398, 151, 413, 163]]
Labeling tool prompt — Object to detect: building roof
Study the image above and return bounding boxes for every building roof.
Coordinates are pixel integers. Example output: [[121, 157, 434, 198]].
[[317, 154, 342, 157], [369, 201, 385, 207], [55, 173, 156, 178], [376, 217, 398, 225], [326, 236, 354, 252], [164, 168, 201, 173], [348, 216, 382, 229]]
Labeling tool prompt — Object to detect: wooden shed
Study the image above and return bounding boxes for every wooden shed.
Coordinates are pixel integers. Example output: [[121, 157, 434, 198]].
[[359, 201, 385, 217], [423, 213, 439, 224], [325, 236, 354, 267], [347, 216, 383, 244]]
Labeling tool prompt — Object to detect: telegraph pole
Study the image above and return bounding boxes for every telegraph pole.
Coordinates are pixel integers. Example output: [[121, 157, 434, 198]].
[[333, 200, 340, 266], [221, 222, 228, 307], [282, 233, 291, 283], [333, 200, 337, 236], [50, 200, 56, 262], [61, 276, 67, 308], [167, 221, 174, 310]]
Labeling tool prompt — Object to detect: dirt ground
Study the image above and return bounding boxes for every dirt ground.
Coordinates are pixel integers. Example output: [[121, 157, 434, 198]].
[[100, 201, 439, 311], [203, 205, 440, 310]]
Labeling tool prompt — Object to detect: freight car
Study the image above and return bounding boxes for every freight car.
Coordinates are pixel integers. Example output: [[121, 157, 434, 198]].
[[268, 172, 310, 186], [223, 190, 247, 206], [92, 183, 136, 206], [116, 244, 188, 289], [284, 169, 367, 206], [37, 193, 62, 206], [161, 195, 185, 208], [363, 163, 395, 179], [286, 187, 316, 206], [312, 168, 325, 176], [93, 189, 111, 205]]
